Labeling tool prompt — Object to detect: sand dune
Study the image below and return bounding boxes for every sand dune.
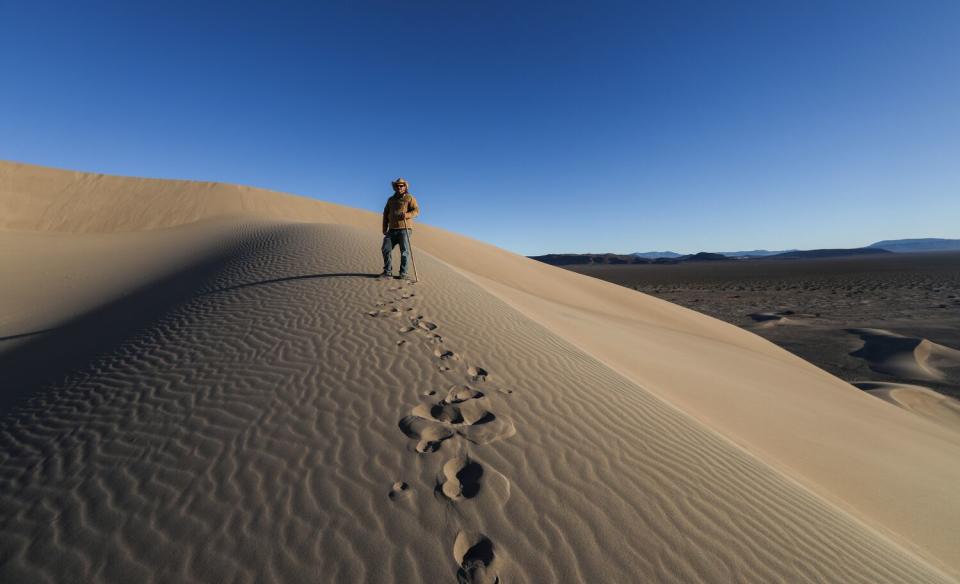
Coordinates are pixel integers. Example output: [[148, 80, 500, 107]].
[[2, 161, 960, 582], [855, 381, 960, 430], [847, 328, 960, 381], [747, 310, 810, 328]]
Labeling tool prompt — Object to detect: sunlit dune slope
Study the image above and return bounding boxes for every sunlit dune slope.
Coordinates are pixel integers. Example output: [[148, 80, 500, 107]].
[[2, 160, 959, 581]]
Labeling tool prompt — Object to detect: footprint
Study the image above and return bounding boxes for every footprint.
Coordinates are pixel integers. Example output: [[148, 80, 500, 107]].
[[496, 388, 513, 396], [411, 400, 492, 426], [418, 320, 438, 331], [399, 326, 416, 334], [405, 392, 512, 447], [439, 456, 511, 507], [427, 334, 444, 344], [438, 456, 483, 501], [412, 402, 465, 424], [445, 385, 484, 403], [398, 416, 454, 453], [397, 340, 407, 347], [368, 308, 402, 318], [435, 348, 458, 361], [454, 532, 500, 584], [467, 366, 489, 382], [458, 415, 515, 446], [388, 481, 411, 500]]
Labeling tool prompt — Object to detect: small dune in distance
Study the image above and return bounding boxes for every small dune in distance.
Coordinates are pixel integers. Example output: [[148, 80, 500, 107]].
[[2, 161, 959, 583]]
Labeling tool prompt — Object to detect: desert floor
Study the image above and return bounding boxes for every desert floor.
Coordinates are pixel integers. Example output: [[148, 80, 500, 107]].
[[570, 253, 960, 402]]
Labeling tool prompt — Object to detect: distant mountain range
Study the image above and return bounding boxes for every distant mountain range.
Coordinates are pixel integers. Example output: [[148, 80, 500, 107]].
[[716, 249, 797, 258], [532, 238, 957, 266], [632, 249, 795, 259], [630, 238, 959, 259], [867, 238, 960, 252], [530, 253, 648, 266], [768, 248, 891, 260], [631, 251, 683, 259], [530, 251, 753, 266]]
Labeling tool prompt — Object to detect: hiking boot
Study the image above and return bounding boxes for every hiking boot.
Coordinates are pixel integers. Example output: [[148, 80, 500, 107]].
[[379, 271, 393, 279], [397, 273, 410, 280]]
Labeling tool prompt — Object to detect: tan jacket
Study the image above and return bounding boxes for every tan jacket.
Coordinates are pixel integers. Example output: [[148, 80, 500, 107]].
[[382, 193, 420, 232]]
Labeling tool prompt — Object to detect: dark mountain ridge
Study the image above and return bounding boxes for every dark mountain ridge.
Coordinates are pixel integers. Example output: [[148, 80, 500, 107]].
[[868, 238, 960, 253], [535, 238, 958, 266], [532, 247, 896, 266]]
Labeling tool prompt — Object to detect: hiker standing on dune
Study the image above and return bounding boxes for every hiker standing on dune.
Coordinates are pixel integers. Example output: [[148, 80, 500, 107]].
[[381, 178, 420, 279]]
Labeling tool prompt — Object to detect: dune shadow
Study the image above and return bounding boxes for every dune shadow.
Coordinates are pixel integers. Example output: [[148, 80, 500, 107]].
[[0, 273, 378, 344], [0, 244, 378, 415], [0, 328, 59, 342], [201, 272, 380, 296]]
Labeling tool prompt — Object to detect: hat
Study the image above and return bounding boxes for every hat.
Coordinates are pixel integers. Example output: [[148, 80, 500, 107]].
[[392, 177, 409, 188]]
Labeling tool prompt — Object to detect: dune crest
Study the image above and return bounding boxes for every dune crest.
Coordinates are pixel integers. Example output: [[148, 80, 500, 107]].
[[2, 161, 960, 581]]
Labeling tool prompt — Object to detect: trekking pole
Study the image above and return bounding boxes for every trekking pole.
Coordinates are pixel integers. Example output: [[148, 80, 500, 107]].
[[408, 231, 420, 283]]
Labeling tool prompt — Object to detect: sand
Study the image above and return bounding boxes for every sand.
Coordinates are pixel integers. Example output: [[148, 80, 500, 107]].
[[2, 161, 959, 583]]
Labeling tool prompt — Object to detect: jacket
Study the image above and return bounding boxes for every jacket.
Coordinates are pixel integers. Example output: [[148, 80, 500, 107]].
[[382, 193, 420, 232]]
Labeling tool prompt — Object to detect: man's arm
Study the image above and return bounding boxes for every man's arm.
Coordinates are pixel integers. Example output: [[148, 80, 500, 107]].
[[382, 203, 389, 234], [406, 196, 420, 221]]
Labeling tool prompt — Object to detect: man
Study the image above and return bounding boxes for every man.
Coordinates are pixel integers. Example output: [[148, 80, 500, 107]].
[[381, 177, 420, 279]]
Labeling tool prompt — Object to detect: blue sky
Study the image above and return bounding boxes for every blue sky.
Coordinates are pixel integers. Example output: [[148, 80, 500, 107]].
[[2, 1, 958, 254]]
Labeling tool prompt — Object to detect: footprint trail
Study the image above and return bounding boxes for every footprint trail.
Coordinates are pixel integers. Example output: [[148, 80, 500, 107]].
[[369, 278, 515, 582]]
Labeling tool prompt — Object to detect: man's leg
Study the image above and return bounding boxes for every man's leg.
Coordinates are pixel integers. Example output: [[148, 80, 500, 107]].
[[398, 229, 411, 277], [381, 231, 395, 275]]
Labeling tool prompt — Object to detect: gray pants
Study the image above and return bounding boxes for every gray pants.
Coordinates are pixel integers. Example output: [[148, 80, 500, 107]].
[[381, 229, 411, 275]]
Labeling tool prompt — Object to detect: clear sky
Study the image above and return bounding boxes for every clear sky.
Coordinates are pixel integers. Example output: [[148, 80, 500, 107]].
[[2, 1, 958, 254]]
